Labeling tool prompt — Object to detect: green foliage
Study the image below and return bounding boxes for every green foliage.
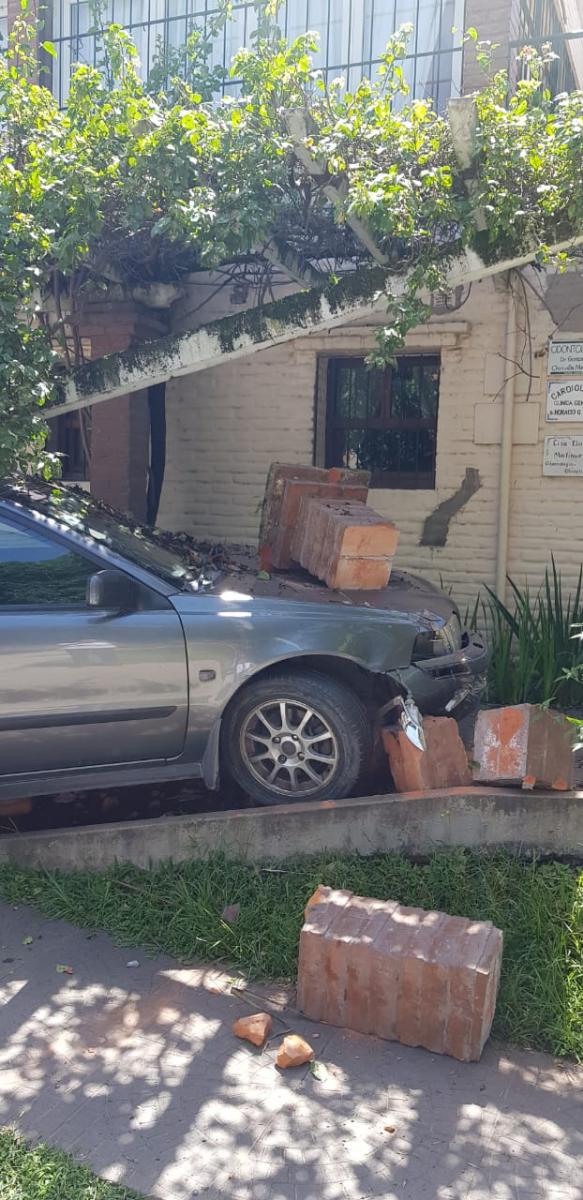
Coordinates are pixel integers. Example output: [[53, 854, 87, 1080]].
[[0, 850, 581, 1059], [484, 562, 583, 707], [0, 1129, 143, 1198], [1, 6, 582, 477]]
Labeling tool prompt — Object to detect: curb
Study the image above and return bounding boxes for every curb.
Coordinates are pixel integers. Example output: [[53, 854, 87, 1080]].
[[0, 786, 582, 871]]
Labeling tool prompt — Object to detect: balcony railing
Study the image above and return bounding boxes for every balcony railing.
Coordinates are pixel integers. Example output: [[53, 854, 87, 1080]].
[[509, 27, 583, 93], [46, 0, 465, 108]]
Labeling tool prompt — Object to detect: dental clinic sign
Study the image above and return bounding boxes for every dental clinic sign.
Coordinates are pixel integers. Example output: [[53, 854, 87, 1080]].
[[548, 339, 583, 376], [546, 379, 583, 421]]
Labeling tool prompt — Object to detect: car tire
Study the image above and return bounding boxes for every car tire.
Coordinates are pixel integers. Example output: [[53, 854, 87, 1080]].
[[222, 669, 372, 806]]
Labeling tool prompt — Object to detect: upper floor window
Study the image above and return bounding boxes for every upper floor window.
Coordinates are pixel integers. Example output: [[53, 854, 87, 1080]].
[[323, 355, 440, 489], [48, 0, 465, 108]]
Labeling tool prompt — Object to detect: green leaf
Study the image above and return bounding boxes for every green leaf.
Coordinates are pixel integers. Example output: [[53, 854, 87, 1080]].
[[41, 41, 57, 58]]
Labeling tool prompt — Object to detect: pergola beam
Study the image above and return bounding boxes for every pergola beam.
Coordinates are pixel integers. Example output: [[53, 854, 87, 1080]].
[[50, 266, 392, 418], [48, 237, 583, 418], [284, 109, 390, 267]]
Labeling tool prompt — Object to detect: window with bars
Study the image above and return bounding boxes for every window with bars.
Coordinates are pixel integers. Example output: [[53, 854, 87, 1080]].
[[513, 0, 578, 94], [324, 356, 440, 489], [46, 0, 465, 108]]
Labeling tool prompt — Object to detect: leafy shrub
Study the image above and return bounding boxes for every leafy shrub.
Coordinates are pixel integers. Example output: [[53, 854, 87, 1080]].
[[484, 561, 583, 708]]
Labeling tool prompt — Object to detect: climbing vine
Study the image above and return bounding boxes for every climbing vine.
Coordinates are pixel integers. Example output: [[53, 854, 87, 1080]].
[[0, 4, 582, 477]]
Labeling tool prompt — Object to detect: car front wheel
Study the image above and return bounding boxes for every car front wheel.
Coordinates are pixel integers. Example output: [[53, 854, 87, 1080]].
[[222, 669, 371, 806]]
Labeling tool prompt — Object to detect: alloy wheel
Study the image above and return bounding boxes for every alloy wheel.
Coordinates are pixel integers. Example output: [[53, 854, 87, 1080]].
[[239, 698, 339, 797]]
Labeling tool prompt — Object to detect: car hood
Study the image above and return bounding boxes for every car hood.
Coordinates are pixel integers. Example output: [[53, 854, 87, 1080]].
[[204, 563, 457, 629]]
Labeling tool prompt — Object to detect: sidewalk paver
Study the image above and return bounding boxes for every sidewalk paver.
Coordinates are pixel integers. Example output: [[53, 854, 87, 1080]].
[[1, 901, 581, 1200]]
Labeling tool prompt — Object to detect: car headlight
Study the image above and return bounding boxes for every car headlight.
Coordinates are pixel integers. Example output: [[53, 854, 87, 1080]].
[[412, 614, 462, 661]]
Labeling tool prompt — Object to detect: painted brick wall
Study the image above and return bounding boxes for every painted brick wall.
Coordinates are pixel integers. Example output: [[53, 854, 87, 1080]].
[[157, 274, 583, 609], [462, 0, 519, 93], [158, 340, 316, 544]]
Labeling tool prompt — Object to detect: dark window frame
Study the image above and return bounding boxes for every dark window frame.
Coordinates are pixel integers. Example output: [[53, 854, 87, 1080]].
[[323, 354, 440, 490]]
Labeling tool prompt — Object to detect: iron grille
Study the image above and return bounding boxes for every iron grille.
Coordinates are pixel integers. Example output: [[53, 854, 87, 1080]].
[[46, 0, 465, 108]]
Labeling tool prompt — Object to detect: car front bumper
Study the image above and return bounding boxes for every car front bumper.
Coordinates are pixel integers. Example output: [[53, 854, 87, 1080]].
[[396, 631, 489, 717]]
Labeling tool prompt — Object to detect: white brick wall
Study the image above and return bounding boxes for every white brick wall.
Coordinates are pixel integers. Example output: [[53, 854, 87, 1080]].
[[158, 273, 583, 608], [158, 340, 315, 544]]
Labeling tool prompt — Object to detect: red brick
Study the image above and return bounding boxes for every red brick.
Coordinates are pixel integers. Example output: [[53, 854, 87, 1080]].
[[90, 391, 149, 521], [275, 1034, 315, 1068], [291, 497, 399, 590], [232, 1013, 273, 1047], [382, 716, 471, 792], [473, 705, 574, 790], [258, 464, 370, 570], [276, 482, 370, 571], [297, 888, 503, 1062], [332, 558, 394, 590]]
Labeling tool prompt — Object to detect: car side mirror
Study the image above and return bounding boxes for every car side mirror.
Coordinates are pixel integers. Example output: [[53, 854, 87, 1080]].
[[87, 569, 139, 612]]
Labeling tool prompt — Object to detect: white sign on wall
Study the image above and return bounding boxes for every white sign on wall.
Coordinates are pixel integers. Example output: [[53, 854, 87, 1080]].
[[548, 340, 583, 376], [546, 380, 583, 422], [543, 435, 583, 476]]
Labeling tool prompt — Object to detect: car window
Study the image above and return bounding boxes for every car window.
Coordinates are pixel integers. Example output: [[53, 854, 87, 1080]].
[[0, 518, 94, 608]]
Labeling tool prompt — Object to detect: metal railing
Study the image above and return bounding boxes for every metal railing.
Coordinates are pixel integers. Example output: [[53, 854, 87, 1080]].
[[45, 0, 465, 107], [509, 27, 583, 93]]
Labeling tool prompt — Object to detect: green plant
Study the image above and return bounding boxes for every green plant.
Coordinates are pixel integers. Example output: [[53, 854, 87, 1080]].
[[0, 1129, 143, 1198], [484, 561, 583, 707], [0, 850, 582, 1059], [1, 7, 582, 478]]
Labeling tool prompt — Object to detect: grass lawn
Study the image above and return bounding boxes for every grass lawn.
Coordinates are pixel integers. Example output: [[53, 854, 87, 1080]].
[[0, 850, 581, 1060], [0, 1130, 142, 1199]]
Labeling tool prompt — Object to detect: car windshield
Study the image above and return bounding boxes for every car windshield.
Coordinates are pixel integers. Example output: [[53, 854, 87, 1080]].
[[7, 484, 206, 591]]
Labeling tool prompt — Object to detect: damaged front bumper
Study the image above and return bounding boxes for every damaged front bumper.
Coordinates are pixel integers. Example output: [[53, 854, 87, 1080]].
[[396, 632, 489, 718]]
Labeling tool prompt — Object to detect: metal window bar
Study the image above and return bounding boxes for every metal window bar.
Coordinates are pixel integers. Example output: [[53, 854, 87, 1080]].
[[508, 27, 583, 95], [48, 0, 465, 106], [325, 355, 439, 489]]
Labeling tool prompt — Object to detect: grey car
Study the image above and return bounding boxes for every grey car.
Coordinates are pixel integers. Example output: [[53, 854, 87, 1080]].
[[0, 483, 488, 806]]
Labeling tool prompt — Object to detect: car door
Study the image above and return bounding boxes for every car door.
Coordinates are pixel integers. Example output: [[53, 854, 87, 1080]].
[[0, 513, 189, 776]]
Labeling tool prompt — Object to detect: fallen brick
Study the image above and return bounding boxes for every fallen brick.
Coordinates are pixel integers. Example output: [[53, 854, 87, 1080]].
[[232, 1013, 273, 1047], [473, 704, 574, 790], [258, 464, 369, 571], [297, 888, 503, 1062], [291, 497, 399, 590], [273, 481, 369, 571], [275, 1034, 315, 1069], [383, 716, 471, 792]]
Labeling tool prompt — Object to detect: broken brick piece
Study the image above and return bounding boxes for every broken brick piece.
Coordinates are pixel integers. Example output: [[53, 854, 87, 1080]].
[[473, 704, 574, 790], [232, 1012, 273, 1047], [297, 889, 503, 1062], [258, 464, 369, 571], [382, 716, 471, 792], [291, 497, 399, 590], [275, 1034, 315, 1069]]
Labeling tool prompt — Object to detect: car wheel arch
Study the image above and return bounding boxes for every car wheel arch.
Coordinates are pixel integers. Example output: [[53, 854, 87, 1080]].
[[203, 656, 405, 792], [222, 652, 402, 716]]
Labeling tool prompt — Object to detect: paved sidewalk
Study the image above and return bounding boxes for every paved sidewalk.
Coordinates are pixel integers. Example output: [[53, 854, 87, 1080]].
[[1, 902, 582, 1200]]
